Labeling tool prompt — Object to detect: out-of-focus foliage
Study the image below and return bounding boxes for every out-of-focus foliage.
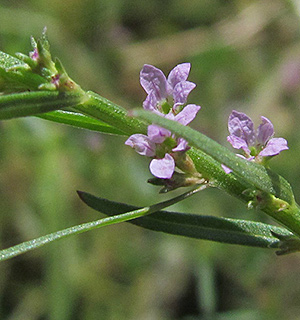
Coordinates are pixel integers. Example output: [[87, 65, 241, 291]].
[[1, 1, 300, 319]]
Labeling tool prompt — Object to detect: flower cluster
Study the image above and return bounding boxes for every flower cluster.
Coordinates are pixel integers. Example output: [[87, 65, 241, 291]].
[[225, 110, 288, 171], [15, 29, 81, 92], [125, 63, 200, 179]]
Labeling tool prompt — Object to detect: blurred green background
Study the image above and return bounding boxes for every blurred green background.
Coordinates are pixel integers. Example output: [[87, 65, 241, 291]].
[[1, 0, 300, 319]]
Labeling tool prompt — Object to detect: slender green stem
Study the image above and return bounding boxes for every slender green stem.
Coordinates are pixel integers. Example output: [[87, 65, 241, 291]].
[[71, 93, 300, 240], [74, 91, 148, 135], [0, 91, 84, 119]]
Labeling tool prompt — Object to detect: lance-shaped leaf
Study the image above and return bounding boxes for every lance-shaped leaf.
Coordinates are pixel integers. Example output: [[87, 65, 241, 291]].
[[134, 110, 294, 205], [37, 110, 126, 135], [0, 51, 26, 69], [0, 186, 202, 261], [78, 191, 294, 250], [0, 51, 47, 92], [0, 91, 84, 120]]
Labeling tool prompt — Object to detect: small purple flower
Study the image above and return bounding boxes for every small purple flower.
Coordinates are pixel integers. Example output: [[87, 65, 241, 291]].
[[227, 110, 288, 162], [140, 63, 196, 113], [125, 124, 190, 179], [125, 63, 200, 179]]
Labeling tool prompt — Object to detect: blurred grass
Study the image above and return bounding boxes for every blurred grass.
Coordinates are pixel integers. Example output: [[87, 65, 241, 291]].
[[1, 0, 300, 319]]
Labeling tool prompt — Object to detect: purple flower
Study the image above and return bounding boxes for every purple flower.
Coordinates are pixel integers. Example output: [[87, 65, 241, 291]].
[[227, 110, 288, 162], [125, 124, 191, 179], [125, 63, 201, 179], [140, 63, 196, 113]]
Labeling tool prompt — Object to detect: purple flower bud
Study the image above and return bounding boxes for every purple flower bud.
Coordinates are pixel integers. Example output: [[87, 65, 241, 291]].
[[149, 153, 175, 179], [51, 74, 61, 88], [29, 48, 39, 61]]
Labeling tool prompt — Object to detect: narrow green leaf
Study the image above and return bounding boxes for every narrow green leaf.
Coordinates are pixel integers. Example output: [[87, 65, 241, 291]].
[[0, 91, 84, 120], [0, 51, 47, 92], [135, 110, 294, 205], [0, 51, 26, 69], [37, 110, 126, 135], [0, 67, 47, 92], [78, 191, 293, 249], [0, 187, 201, 261]]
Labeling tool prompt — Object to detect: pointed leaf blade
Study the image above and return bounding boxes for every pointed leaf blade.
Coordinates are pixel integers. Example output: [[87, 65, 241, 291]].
[[37, 110, 126, 135], [79, 191, 293, 249], [0, 51, 26, 69], [0, 187, 200, 261]]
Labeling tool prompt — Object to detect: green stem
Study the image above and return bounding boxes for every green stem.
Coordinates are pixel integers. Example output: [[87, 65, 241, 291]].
[[0, 91, 84, 119], [75, 91, 148, 135], [261, 196, 300, 238], [72, 91, 300, 239], [73, 92, 252, 201]]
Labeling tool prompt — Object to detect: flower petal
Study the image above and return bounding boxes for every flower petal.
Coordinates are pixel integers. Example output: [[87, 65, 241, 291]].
[[227, 135, 250, 154], [140, 64, 168, 101], [143, 91, 158, 112], [174, 104, 200, 125], [125, 134, 156, 157], [221, 164, 232, 174], [257, 116, 274, 146], [167, 63, 191, 89], [147, 124, 171, 143], [259, 137, 289, 157], [228, 110, 256, 147], [173, 81, 196, 105], [172, 138, 189, 152], [149, 154, 175, 179]]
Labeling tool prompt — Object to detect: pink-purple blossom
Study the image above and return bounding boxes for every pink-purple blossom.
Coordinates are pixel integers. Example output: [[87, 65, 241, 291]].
[[140, 63, 196, 113], [125, 63, 200, 179], [227, 110, 288, 162]]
